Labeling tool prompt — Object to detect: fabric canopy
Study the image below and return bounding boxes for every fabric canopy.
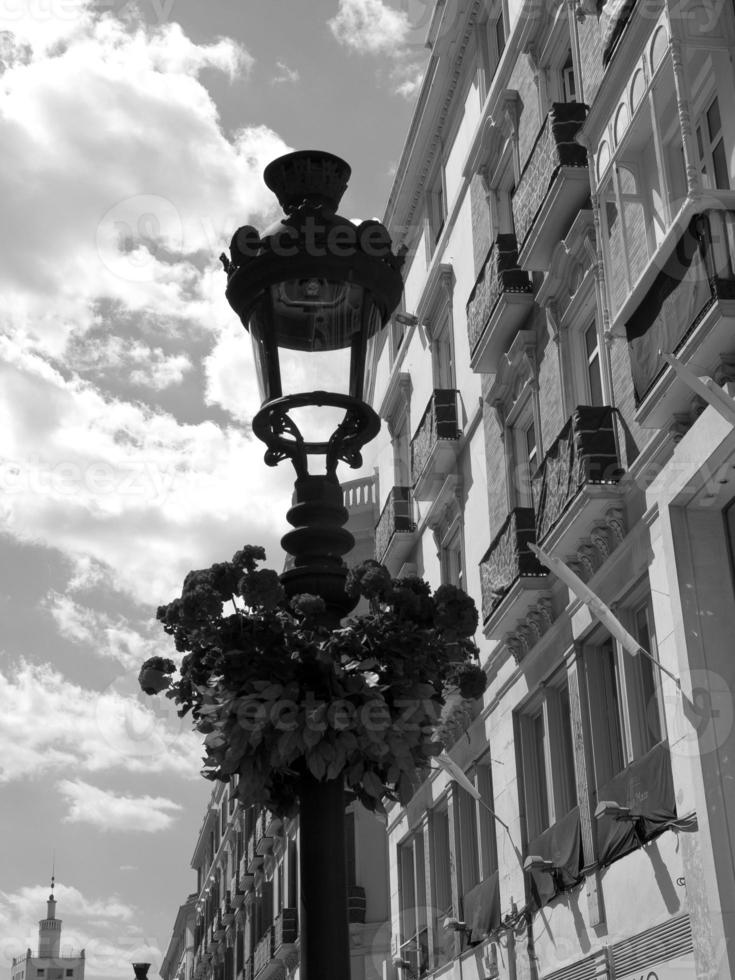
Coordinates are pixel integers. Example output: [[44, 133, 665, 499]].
[[462, 871, 501, 943], [602, 0, 638, 65], [527, 807, 583, 908], [595, 739, 676, 866]]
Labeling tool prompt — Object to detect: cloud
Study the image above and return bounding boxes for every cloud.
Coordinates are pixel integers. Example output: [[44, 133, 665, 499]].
[[271, 59, 299, 84], [327, 0, 426, 98], [0, 659, 202, 782], [43, 592, 171, 670], [58, 779, 183, 831], [0, 6, 285, 359], [328, 0, 411, 54], [0, 337, 293, 605], [0, 883, 158, 977]]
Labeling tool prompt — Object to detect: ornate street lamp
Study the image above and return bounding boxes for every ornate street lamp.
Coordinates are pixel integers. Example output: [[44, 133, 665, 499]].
[[223, 149, 404, 617], [223, 150, 405, 980]]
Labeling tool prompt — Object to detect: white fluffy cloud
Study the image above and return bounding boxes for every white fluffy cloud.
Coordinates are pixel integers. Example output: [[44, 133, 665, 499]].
[[0, 660, 202, 782], [44, 592, 171, 669], [58, 779, 183, 831], [328, 0, 411, 54], [327, 0, 427, 96], [271, 59, 299, 84], [0, 336, 293, 604], [0, 4, 285, 357]]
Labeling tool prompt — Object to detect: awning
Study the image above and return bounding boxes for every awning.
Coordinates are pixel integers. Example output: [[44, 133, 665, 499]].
[[527, 807, 583, 908], [595, 739, 676, 866], [462, 871, 501, 943], [602, 0, 638, 66]]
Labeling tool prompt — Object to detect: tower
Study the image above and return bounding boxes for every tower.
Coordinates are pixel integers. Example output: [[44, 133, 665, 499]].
[[11, 877, 85, 980]]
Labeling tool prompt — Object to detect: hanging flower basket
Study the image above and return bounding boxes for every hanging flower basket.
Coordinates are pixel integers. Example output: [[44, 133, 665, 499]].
[[137, 658, 176, 695], [142, 546, 487, 817]]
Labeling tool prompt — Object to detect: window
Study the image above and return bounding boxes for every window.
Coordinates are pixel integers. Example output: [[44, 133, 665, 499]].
[[513, 414, 537, 508], [695, 96, 730, 190], [584, 599, 665, 791], [427, 170, 447, 250], [518, 674, 578, 841], [562, 51, 577, 103], [398, 835, 429, 977], [479, 2, 506, 99], [632, 599, 664, 753], [584, 322, 604, 406], [430, 808, 454, 969], [65, 973, 73, 979], [440, 525, 465, 589], [431, 317, 455, 389]]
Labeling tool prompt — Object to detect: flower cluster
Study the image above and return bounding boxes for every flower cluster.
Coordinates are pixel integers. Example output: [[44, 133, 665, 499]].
[[145, 551, 486, 817]]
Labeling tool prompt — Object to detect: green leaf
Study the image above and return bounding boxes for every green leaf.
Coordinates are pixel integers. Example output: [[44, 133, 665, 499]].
[[307, 752, 327, 780]]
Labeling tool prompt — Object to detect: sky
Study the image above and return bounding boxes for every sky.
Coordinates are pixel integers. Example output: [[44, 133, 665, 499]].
[[0, 2, 430, 978]]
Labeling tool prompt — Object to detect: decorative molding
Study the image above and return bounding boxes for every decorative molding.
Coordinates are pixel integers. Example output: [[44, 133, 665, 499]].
[[386, 0, 484, 246], [418, 262, 455, 337], [379, 371, 412, 428]]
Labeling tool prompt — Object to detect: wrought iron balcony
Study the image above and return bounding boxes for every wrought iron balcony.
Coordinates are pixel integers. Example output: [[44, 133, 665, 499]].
[[410, 389, 461, 498], [625, 208, 735, 426], [375, 486, 416, 571], [274, 908, 298, 950], [512, 102, 589, 271], [532, 406, 623, 553], [479, 507, 547, 633], [348, 884, 367, 924], [466, 235, 534, 374], [246, 833, 262, 873], [253, 929, 274, 976]]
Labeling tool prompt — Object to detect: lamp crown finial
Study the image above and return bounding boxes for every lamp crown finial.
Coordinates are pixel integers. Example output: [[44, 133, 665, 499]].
[[263, 150, 351, 213]]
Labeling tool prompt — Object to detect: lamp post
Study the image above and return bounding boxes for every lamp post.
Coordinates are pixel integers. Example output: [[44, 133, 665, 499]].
[[223, 150, 404, 980]]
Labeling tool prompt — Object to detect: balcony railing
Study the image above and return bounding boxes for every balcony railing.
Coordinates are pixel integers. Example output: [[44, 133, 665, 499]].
[[626, 208, 735, 411], [246, 833, 262, 873], [410, 389, 461, 496], [532, 406, 622, 545], [274, 908, 298, 949], [253, 929, 274, 976], [348, 884, 367, 924], [479, 507, 546, 623], [512, 102, 589, 270], [375, 486, 416, 568], [466, 235, 534, 372]]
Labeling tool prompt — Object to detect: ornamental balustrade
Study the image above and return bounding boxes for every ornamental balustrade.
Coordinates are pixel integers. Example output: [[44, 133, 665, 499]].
[[375, 486, 415, 563], [466, 236, 533, 355], [246, 833, 262, 873], [512, 102, 588, 255], [253, 929, 274, 976], [479, 508, 546, 622], [532, 406, 622, 545], [274, 908, 298, 949], [410, 389, 460, 486]]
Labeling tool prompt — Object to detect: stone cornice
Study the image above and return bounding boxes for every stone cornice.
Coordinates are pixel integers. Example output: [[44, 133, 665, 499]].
[[384, 1, 484, 246]]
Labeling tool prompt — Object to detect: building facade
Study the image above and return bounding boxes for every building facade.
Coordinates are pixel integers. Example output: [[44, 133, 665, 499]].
[[11, 886, 85, 980], [180, 779, 391, 980], [160, 895, 197, 980], [366, 0, 735, 978]]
